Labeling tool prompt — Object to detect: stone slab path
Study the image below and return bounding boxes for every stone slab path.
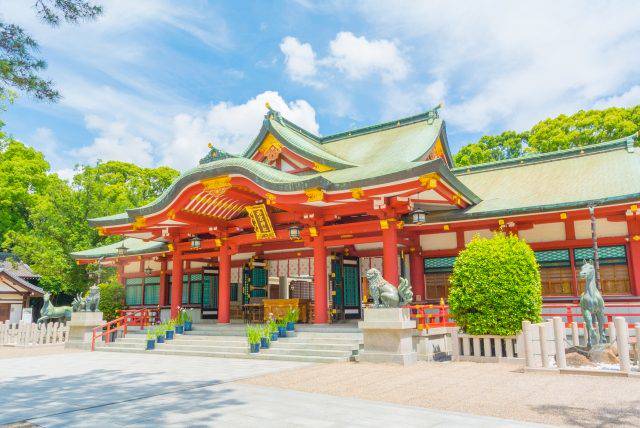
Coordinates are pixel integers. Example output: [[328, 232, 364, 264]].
[[0, 352, 539, 427]]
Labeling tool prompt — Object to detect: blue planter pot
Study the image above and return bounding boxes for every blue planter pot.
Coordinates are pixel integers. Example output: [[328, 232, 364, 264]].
[[166, 330, 174, 340], [156, 335, 165, 343], [184, 321, 192, 331], [260, 337, 270, 349], [286, 322, 295, 331], [271, 332, 278, 341], [278, 326, 286, 337], [175, 325, 184, 334], [250, 343, 260, 353], [146, 339, 155, 350]]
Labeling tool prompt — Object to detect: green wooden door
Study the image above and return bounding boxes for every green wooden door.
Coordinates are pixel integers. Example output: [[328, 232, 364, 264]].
[[343, 264, 359, 307]]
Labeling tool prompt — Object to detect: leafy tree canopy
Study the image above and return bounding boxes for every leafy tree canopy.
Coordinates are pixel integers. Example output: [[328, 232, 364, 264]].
[[0, 1, 102, 102], [454, 105, 640, 167], [0, 133, 179, 295]]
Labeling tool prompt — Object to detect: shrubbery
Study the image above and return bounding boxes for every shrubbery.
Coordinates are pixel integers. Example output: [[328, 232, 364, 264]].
[[448, 233, 542, 335], [98, 280, 125, 321]]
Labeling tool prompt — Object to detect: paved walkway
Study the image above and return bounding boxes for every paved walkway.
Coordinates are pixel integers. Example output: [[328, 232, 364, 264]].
[[0, 352, 539, 427]]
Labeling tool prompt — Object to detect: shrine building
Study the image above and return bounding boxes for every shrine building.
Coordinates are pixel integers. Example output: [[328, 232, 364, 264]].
[[71, 105, 640, 323]]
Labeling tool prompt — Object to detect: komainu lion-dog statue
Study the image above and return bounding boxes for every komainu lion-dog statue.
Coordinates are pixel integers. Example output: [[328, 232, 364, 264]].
[[365, 268, 413, 308]]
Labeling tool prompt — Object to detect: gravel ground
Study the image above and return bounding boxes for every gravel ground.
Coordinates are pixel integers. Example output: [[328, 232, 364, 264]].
[[0, 344, 83, 359], [243, 361, 640, 427]]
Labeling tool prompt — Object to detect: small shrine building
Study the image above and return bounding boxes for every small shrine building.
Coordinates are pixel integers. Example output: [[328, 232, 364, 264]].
[[71, 106, 640, 323]]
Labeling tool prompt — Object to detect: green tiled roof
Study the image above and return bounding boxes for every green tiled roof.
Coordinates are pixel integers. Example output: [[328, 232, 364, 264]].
[[427, 135, 640, 222], [70, 238, 168, 259]]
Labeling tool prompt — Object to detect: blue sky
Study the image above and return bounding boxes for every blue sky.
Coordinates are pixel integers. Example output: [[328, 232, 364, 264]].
[[2, 0, 640, 177]]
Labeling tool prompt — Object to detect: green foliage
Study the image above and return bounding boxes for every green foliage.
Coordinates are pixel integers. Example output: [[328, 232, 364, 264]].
[[1, 1, 102, 102], [146, 329, 155, 340], [245, 324, 262, 345], [97, 280, 124, 322], [154, 326, 165, 339], [454, 106, 640, 167], [260, 325, 271, 344], [285, 307, 299, 323], [267, 319, 277, 334], [448, 233, 542, 335]]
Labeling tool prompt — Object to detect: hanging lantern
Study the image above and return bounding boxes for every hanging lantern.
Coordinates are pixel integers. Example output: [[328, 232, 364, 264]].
[[409, 209, 428, 225], [289, 224, 302, 240], [190, 235, 201, 249], [116, 242, 128, 256]]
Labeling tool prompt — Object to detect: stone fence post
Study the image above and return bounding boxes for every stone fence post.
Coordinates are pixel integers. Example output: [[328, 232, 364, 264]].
[[552, 317, 566, 369], [613, 317, 631, 373]]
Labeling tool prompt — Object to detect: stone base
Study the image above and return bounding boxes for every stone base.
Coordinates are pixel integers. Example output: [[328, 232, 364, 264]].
[[65, 311, 104, 350], [357, 307, 417, 366]]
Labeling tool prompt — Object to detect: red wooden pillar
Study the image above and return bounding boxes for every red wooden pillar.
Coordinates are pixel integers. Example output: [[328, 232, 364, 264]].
[[218, 243, 231, 323], [159, 258, 168, 306], [382, 221, 399, 286], [628, 215, 640, 296], [409, 247, 425, 301], [313, 232, 328, 324], [170, 250, 183, 318], [116, 261, 125, 286]]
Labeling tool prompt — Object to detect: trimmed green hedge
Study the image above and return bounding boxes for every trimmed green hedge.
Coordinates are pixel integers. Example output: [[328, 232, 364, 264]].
[[98, 280, 125, 321], [448, 233, 542, 335]]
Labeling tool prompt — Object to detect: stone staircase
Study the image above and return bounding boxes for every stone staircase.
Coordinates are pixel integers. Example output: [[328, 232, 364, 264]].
[[95, 323, 363, 363]]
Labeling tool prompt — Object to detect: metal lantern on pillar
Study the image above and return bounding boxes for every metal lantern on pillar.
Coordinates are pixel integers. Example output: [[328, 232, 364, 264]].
[[409, 209, 428, 225], [289, 224, 302, 240], [116, 242, 128, 257], [190, 235, 201, 249]]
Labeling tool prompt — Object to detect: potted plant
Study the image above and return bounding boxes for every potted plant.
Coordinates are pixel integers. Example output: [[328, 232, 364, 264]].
[[165, 320, 175, 340], [277, 319, 287, 337], [155, 326, 165, 344], [146, 330, 155, 350], [260, 325, 271, 349], [174, 311, 184, 334], [285, 308, 299, 331], [246, 324, 261, 353], [268, 319, 278, 341], [183, 309, 193, 331]]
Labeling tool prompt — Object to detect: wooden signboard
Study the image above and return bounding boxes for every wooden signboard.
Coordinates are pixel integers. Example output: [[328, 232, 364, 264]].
[[245, 204, 276, 240]]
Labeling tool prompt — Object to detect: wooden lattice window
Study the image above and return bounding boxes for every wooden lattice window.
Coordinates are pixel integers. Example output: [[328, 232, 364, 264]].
[[424, 257, 456, 300], [574, 246, 630, 294], [534, 249, 573, 296]]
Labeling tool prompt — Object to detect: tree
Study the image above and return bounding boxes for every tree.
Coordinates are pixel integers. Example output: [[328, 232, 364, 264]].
[[98, 279, 125, 322], [448, 233, 542, 335], [454, 105, 640, 167], [1, 1, 102, 102], [1, 144, 179, 295]]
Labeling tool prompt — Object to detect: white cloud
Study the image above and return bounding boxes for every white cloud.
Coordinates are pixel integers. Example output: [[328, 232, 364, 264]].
[[593, 86, 640, 110], [280, 37, 320, 86], [326, 32, 409, 82], [72, 115, 154, 167], [159, 91, 319, 170], [357, 1, 640, 133]]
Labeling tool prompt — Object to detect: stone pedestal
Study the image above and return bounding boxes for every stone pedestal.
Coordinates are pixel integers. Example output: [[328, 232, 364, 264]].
[[357, 307, 417, 365], [65, 311, 104, 350]]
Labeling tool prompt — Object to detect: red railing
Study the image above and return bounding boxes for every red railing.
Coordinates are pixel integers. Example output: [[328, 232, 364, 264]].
[[406, 301, 640, 331], [406, 299, 456, 331], [543, 303, 640, 328], [91, 308, 155, 351], [117, 307, 161, 326]]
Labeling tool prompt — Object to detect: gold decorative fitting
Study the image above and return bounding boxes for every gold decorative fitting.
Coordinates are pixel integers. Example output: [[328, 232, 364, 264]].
[[167, 243, 174, 251], [380, 219, 389, 230], [264, 192, 276, 205], [97, 227, 106, 236], [454, 193, 463, 206], [418, 173, 439, 189], [265, 101, 271, 110], [340, 234, 353, 239], [351, 188, 365, 199], [201, 175, 232, 197], [309, 226, 318, 237], [631, 204, 638, 213], [258, 134, 283, 162], [167, 209, 176, 220], [214, 238, 222, 247], [560, 212, 567, 220], [312, 162, 334, 172], [498, 219, 505, 226], [132, 216, 146, 230], [633, 235, 640, 241], [396, 221, 404, 230], [305, 188, 324, 202], [207, 142, 213, 149], [443, 224, 450, 231]]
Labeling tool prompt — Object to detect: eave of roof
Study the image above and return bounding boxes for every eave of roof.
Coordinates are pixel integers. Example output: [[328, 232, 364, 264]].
[[0, 269, 44, 295], [70, 238, 169, 259]]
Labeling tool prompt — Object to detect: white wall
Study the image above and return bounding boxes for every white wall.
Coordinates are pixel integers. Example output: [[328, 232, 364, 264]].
[[519, 222, 566, 243], [420, 232, 457, 250]]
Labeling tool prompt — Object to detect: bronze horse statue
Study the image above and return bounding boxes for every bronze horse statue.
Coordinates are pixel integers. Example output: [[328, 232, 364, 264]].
[[37, 292, 72, 324], [579, 261, 607, 347]]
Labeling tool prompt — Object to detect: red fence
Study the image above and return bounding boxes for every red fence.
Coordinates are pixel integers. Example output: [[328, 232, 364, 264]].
[[406, 302, 640, 331], [91, 308, 157, 351]]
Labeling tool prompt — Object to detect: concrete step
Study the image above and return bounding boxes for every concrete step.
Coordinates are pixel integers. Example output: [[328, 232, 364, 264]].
[[258, 347, 355, 358], [96, 346, 349, 363]]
